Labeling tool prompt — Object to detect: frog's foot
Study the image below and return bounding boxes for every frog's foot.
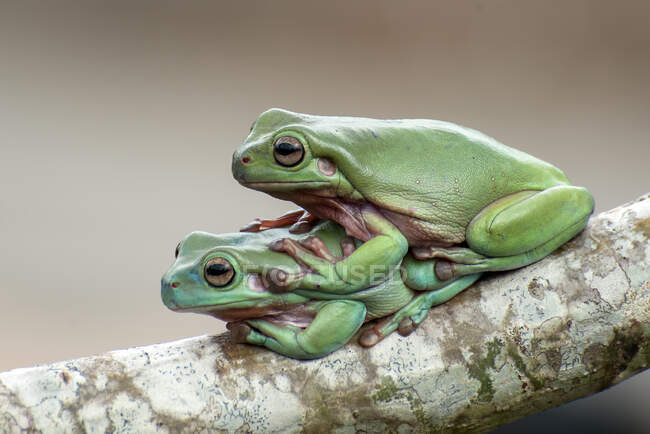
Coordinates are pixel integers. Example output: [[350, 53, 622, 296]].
[[359, 273, 482, 347], [240, 210, 304, 232], [411, 246, 488, 264], [240, 209, 319, 234], [409, 246, 490, 282], [269, 237, 336, 267], [265, 239, 307, 293], [265, 237, 340, 293], [266, 236, 371, 294], [359, 303, 433, 347], [228, 320, 300, 352]]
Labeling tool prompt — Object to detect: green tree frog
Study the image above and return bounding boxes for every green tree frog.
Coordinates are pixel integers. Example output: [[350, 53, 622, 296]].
[[161, 221, 481, 359], [231, 109, 594, 294]]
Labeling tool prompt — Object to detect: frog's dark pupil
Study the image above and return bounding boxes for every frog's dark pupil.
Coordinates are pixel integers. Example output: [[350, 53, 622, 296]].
[[207, 263, 229, 276], [276, 142, 297, 155]]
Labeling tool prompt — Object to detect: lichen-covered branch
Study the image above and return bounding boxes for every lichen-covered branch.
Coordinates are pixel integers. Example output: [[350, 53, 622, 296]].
[[1, 196, 649, 433]]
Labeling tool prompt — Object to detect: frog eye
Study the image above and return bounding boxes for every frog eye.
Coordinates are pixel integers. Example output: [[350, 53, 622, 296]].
[[174, 242, 181, 258], [204, 257, 235, 287], [273, 136, 304, 167]]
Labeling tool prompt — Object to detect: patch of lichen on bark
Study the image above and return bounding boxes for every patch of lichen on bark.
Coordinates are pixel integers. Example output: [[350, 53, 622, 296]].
[[506, 343, 544, 390], [371, 376, 436, 432], [442, 337, 540, 433], [300, 379, 395, 433], [466, 338, 504, 402], [372, 376, 399, 403], [407, 394, 436, 433]]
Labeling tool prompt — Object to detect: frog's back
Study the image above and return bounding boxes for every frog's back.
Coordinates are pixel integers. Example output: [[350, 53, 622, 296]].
[[304, 114, 570, 244]]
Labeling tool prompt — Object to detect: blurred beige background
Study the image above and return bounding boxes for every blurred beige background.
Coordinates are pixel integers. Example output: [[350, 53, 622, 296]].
[[1, 1, 648, 431]]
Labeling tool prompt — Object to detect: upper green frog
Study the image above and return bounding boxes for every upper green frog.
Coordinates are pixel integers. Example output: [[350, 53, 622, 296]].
[[231, 109, 594, 294], [162, 221, 481, 359]]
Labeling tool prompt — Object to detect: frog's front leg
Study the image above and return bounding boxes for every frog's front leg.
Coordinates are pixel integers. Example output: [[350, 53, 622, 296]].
[[266, 206, 408, 294], [240, 209, 319, 234], [359, 273, 482, 347], [228, 300, 366, 359]]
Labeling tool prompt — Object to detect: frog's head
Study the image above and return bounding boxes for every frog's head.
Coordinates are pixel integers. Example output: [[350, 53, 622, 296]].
[[161, 230, 308, 322], [232, 108, 357, 202]]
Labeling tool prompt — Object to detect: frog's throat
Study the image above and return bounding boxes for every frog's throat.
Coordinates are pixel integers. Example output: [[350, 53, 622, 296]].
[[298, 196, 372, 242], [212, 303, 317, 326], [283, 191, 458, 247]]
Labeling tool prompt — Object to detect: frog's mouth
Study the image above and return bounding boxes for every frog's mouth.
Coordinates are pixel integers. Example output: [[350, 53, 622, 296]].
[[172, 302, 287, 319], [171, 301, 255, 313], [243, 180, 331, 190]]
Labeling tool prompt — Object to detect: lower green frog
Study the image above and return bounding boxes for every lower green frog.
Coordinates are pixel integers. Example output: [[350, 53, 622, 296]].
[[161, 221, 481, 359]]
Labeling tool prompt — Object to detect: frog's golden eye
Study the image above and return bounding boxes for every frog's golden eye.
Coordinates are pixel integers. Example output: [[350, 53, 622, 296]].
[[204, 257, 235, 287], [273, 136, 304, 167], [174, 242, 181, 258]]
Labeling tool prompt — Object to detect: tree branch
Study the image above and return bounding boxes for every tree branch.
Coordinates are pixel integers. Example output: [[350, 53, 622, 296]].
[[1, 195, 649, 433]]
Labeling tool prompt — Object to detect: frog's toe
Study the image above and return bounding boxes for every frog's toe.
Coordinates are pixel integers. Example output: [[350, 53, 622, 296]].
[[264, 267, 303, 293], [299, 236, 337, 262], [340, 237, 356, 257], [240, 219, 264, 233], [269, 238, 305, 259], [289, 220, 314, 234], [411, 246, 436, 260], [227, 322, 253, 343], [434, 260, 456, 280], [397, 318, 418, 337], [269, 238, 291, 252], [359, 328, 382, 347]]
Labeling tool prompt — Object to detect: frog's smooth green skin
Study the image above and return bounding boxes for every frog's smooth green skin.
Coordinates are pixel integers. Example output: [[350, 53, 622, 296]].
[[232, 108, 594, 293], [161, 221, 480, 359]]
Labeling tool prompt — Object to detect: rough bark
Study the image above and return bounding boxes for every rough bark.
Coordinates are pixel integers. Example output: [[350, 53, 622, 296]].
[[1, 195, 649, 433]]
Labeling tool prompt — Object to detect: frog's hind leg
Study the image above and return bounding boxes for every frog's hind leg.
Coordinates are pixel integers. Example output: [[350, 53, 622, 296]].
[[410, 186, 594, 282], [359, 273, 482, 347], [467, 185, 594, 256], [230, 300, 366, 359]]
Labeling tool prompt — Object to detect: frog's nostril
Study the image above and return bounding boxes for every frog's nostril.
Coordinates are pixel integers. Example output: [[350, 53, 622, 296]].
[[171, 282, 180, 288], [242, 156, 251, 164]]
